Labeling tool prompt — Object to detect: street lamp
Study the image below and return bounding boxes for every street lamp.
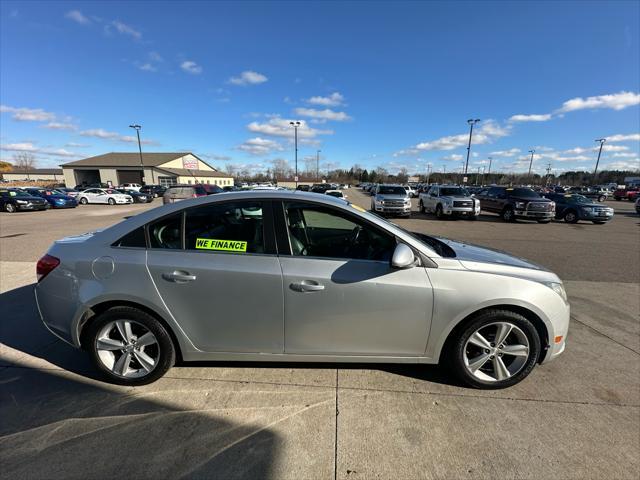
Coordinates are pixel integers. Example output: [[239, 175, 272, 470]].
[[129, 124, 145, 185], [594, 138, 606, 179], [289, 121, 301, 187], [487, 156, 492, 176], [464, 118, 481, 179], [527, 149, 535, 180], [426, 163, 432, 185], [316, 149, 321, 182]]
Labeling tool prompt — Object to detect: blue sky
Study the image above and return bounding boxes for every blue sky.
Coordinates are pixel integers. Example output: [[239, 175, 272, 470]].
[[1, 0, 639, 176]]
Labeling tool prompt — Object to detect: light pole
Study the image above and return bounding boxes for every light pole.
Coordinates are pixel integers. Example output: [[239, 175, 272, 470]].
[[316, 149, 321, 182], [594, 138, 606, 179], [475, 166, 481, 185], [487, 156, 492, 175], [481, 166, 486, 186], [289, 121, 301, 187], [426, 163, 432, 184], [464, 118, 481, 180], [129, 124, 145, 185], [527, 149, 535, 181]]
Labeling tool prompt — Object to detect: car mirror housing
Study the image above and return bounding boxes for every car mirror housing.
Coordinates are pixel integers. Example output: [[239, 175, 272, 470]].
[[391, 243, 417, 269]]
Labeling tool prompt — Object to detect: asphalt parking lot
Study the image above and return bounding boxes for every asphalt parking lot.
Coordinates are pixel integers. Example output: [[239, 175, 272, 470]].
[[1, 191, 639, 479]]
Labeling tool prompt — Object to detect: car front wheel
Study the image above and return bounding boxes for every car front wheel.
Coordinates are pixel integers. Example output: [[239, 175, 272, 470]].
[[501, 207, 515, 222], [447, 309, 541, 389], [79, 197, 88, 205], [563, 210, 578, 223], [108, 198, 116, 205], [86, 306, 175, 385], [435, 204, 445, 219], [5, 203, 16, 213]]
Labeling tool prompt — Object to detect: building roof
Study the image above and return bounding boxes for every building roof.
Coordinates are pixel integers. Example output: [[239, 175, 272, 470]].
[[157, 167, 231, 178], [61, 152, 207, 168], [4, 168, 63, 175]]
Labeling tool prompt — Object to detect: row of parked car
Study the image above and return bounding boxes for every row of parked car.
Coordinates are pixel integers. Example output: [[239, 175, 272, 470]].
[[361, 182, 634, 224]]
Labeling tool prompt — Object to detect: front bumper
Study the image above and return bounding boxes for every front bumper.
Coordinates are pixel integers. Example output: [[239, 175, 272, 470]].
[[441, 205, 480, 216], [579, 210, 614, 221], [374, 205, 412, 215], [116, 198, 134, 204], [15, 203, 47, 211], [515, 210, 554, 219]]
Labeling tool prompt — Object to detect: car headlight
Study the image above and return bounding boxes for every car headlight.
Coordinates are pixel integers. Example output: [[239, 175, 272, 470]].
[[515, 201, 526, 209], [16, 200, 27, 204], [375, 199, 383, 204], [543, 282, 568, 304], [404, 198, 411, 204]]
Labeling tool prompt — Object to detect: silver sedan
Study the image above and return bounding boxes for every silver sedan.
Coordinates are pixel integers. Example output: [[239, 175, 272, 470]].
[[35, 191, 569, 388]]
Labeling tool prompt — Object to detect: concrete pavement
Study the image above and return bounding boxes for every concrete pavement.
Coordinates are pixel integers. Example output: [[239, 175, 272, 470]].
[[0, 191, 638, 479]]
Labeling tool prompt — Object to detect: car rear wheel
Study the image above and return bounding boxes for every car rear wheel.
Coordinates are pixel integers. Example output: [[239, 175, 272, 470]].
[[108, 198, 116, 205], [597, 195, 606, 202], [79, 197, 88, 205], [501, 207, 515, 222], [86, 306, 175, 385], [5, 203, 16, 213], [447, 309, 541, 389], [563, 210, 578, 223]]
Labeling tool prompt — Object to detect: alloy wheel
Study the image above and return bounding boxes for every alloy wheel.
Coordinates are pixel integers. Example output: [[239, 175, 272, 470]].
[[564, 211, 577, 223], [5, 203, 16, 213], [463, 322, 530, 382], [95, 320, 159, 378]]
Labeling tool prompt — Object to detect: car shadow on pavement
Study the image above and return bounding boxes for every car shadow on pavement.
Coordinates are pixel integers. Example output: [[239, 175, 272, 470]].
[[0, 286, 283, 479]]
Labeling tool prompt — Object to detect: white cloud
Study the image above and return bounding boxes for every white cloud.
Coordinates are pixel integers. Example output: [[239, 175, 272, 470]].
[[247, 117, 333, 140], [606, 133, 640, 142], [401, 120, 510, 153], [110, 20, 142, 40], [181, 61, 202, 75], [307, 92, 344, 107], [65, 142, 89, 148], [294, 107, 352, 122], [237, 137, 284, 156], [229, 70, 268, 86], [442, 154, 464, 161], [558, 91, 640, 112], [138, 63, 157, 72], [149, 51, 163, 62], [0, 142, 79, 158], [65, 10, 91, 25], [508, 113, 552, 122], [41, 122, 77, 131], [0, 105, 56, 122], [490, 148, 521, 157], [612, 152, 639, 158], [80, 128, 158, 145], [601, 160, 640, 171]]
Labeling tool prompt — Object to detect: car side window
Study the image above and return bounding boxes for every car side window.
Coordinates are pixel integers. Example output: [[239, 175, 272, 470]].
[[283, 202, 395, 261], [148, 213, 183, 249], [184, 201, 265, 254]]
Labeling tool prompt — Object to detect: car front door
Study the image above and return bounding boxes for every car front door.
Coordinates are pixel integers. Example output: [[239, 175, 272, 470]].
[[145, 200, 284, 353], [426, 187, 439, 212], [277, 200, 433, 356]]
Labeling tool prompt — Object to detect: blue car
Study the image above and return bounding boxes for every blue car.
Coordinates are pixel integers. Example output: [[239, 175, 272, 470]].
[[24, 188, 78, 209]]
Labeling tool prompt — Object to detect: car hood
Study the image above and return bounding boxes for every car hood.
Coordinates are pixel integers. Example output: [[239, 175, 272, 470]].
[[508, 195, 551, 202], [439, 195, 475, 201], [433, 236, 560, 282], [14, 195, 46, 202]]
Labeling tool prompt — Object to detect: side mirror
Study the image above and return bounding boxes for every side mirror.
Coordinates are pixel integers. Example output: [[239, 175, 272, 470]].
[[391, 243, 417, 269]]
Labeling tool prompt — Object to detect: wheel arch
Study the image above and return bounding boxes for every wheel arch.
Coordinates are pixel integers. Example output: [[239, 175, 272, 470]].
[[78, 300, 184, 362], [438, 304, 550, 364]]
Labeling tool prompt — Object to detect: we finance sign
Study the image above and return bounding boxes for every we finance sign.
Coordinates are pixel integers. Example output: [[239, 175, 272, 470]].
[[182, 157, 199, 170]]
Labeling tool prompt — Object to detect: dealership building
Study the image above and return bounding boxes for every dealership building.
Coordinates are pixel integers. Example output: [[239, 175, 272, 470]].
[[61, 152, 233, 188]]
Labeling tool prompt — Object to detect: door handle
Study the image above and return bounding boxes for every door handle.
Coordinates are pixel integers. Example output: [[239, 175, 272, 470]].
[[290, 280, 325, 292], [162, 271, 197, 283]]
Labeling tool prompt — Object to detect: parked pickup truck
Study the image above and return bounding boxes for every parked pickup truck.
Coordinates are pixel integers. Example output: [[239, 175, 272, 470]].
[[613, 187, 639, 201], [418, 185, 480, 220], [370, 184, 411, 217], [476, 186, 555, 222]]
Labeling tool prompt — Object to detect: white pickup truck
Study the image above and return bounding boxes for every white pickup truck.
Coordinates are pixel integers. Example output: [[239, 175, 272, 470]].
[[418, 185, 480, 220]]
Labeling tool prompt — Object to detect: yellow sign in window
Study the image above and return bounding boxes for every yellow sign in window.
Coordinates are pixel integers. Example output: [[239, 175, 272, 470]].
[[195, 238, 247, 252]]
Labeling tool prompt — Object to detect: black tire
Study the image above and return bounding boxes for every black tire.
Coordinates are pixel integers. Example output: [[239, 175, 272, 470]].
[[446, 309, 541, 389], [597, 195, 606, 202], [468, 214, 478, 221], [563, 210, 579, 223], [614, 197, 621, 201], [86, 306, 175, 386], [5, 203, 16, 213], [435, 204, 445, 220], [419, 200, 425, 213], [501, 207, 515, 222], [108, 198, 116, 205], [79, 197, 88, 205]]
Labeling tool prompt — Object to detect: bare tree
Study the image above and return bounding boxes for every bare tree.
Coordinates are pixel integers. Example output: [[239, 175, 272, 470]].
[[270, 158, 291, 179], [224, 163, 238, 177], [13, 152, 36, 180]]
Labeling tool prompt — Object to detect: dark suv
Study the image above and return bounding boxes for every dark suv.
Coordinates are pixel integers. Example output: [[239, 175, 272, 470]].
[[477, 186, 555, 222]]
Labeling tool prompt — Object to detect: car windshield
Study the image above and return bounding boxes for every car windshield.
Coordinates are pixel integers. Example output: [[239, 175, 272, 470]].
[[377, 186, 406, 195], [509, 188, 540, 198], [440, 187, 469, 196], [566, 195, 590, 204]]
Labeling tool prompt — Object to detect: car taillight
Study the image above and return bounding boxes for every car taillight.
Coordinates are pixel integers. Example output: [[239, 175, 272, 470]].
[[36, 254, 60, 282]]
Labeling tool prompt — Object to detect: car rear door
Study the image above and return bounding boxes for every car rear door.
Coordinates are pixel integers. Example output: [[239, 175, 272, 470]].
[[145, 200, 284, 353], [276, 200, 433, 356]]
